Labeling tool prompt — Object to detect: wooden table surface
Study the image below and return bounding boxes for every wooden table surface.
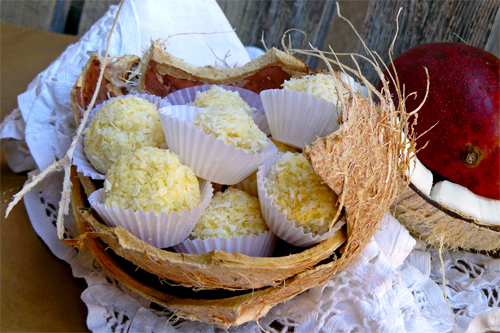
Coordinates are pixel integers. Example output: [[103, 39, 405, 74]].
[[1, 21, 89, 332]]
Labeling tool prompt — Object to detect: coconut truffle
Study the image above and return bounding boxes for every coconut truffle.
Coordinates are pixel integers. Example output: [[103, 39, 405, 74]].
[[190, 188, 268, 240], [232, 138, 300, 196], [190, 85, 255, 114], [84, 95, 165, 174], [264, 152, 339, 235], [103, 147, 200, 214], [190, 106, 268, 153], [282, 73, 350, 106]]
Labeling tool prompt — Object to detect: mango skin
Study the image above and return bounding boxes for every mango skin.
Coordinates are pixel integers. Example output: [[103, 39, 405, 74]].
[[378, 43, 499, 200]]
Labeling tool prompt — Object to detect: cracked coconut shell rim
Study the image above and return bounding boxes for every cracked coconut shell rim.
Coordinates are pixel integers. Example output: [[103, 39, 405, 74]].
[[66, 42, 412, 328]]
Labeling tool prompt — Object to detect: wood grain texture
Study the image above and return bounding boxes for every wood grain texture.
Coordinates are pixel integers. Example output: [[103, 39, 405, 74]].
[[317, 0, 370, 71], [77, 0, 119, 35], [217, 0, 337, 69], [1, 22, 89, 332], [357, 0, 500, 84], [50, 0, 72, 32], [1, 0, 57, 31]]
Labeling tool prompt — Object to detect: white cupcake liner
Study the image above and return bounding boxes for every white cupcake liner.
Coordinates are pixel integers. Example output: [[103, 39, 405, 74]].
[[158, 105, 278, 185], [173, 231, 277, 257], [164, 84, 270, 135], [72, 94, 171, 179], [88, 180, 213, 249], [232, 173, 258, 197], [260, 89, 341, 149], [256, 155, 346, 247]]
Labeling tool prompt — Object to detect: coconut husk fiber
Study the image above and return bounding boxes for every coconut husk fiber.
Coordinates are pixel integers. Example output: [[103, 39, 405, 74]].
[[306, 93, 404, 270], [393, 183, 500, 252]]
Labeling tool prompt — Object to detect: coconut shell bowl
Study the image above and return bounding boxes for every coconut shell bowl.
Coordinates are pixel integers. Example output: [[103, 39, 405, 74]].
[[67, 44, 419, 329]]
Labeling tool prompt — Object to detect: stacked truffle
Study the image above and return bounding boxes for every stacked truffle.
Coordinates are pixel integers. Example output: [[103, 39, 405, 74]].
[[79, 75, 347, 255]]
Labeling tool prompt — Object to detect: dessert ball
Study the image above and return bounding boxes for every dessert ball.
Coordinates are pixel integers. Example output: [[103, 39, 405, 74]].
[[282, 73, 350, 106], [190, 85, 255, 114], [103, 147, 200, 214], [190, 188, 268, 240], [190, 106, 268, 153], [270, 138, 301, 154], [264, 152, 340, 235], [84, 95, 166, 174], [232, 138, 300, 196]]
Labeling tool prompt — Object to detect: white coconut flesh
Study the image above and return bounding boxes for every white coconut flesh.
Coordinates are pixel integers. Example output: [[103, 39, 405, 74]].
[[406, 155, 500, 227]]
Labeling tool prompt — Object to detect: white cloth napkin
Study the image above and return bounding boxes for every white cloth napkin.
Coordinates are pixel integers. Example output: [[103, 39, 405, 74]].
[[0, 0, 250, 172]]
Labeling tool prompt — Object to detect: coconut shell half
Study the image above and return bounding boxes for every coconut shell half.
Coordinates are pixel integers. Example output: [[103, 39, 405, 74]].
[[71, 217, 349, 329], [71, 54, 140, 122], [136, 42, 311, 96], [393, 182, 500, 252], [69, 165, 346, 290], [68, 166, 351, 329]]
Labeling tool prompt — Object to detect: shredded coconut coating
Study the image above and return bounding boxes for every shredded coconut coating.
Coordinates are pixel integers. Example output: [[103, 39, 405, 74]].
[[189, 85, 255, 114], [282, 73, 350, 106], [234, 139, 300, 194], [264, 152, 339, 235], [84, 95, 166, 174], [103, 147, 200, 214], [190, 106, 268, 153], [190, 188, 268, 240], [270, 138, 301, 154]]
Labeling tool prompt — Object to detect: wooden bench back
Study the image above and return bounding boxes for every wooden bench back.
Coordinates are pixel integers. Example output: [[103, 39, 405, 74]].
[[1, 0, 498, 76]]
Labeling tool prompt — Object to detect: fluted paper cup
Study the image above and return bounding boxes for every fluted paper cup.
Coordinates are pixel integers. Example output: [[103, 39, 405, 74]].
[[73, 94, 170, 179], [173, 231, 277, 257], [88, 180, 213, 249], [232, 173, 258, 197], [256, 155, 346, 247], [260, 89, 341, 149], [164, 84, 270, 135], [158, 105, 278, 185]]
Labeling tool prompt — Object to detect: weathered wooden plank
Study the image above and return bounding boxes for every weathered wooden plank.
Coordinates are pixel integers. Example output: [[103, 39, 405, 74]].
[[318, 0, 370, 71], [1, 0, 57, 32], [49, 0, 72, 33], [357, 0, 500, 84], [217, 0, 337, 69], [77, 0, 119, 36]]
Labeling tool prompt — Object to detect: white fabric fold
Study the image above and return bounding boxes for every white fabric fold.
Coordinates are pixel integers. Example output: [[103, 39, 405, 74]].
[[0, 0, 250, 172]]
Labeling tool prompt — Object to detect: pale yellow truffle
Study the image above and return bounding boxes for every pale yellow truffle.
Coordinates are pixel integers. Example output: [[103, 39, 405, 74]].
[[282, 73, 350, 106], [103, 147, 200, 214], [84, 95, 165, 174], [232, 139, 300, 196], [264, 152, 339, 235], [190, 188, 268, 240], [190, 85, 255, 114], [270, 138, 301, 154], [190, 106, 268, 153]]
